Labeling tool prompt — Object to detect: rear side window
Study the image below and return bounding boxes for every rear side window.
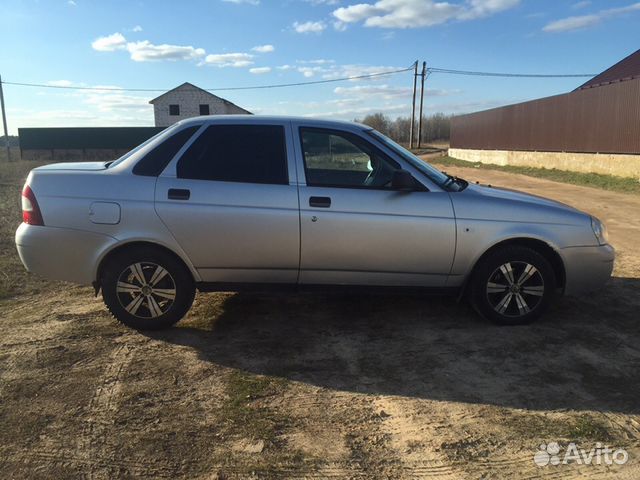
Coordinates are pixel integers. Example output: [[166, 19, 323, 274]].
[[133, 126, 199, 176], [176, 125, 288, 184]]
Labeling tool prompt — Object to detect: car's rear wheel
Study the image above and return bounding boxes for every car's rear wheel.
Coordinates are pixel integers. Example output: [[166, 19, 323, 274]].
[[470, 246, 556, 325], [102, 247, 195, 330]]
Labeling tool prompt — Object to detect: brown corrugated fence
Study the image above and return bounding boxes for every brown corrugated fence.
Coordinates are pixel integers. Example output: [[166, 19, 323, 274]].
[[450, 78, 640, 155]]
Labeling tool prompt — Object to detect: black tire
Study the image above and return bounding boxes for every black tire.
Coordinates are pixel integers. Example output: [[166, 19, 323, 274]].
[[470, 246, 556, 326], [101, 246, 195, 330]]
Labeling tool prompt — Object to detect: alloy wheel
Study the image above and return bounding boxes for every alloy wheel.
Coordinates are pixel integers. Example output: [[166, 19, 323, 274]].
[[486, 261, 545, 317], [116, 262, 176, 319]]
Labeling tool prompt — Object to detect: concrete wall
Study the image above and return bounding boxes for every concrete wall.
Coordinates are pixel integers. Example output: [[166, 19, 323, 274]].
[[152, 88, 248, 127], [448, 148, 640, 179]]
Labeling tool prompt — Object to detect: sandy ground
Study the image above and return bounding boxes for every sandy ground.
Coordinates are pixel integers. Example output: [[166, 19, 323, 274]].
[[1, 163, 639, 479]]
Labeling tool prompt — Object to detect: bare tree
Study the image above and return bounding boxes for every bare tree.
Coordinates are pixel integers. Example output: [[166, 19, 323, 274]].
[[356, 112, 451, 146]]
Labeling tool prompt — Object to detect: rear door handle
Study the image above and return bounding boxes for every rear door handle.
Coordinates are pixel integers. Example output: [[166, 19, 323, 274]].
[[309, 196, 331, 208], [168, 188, 190, 200]]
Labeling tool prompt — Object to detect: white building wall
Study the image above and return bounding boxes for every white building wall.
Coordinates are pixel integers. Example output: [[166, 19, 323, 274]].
[[152, 87, 248, 127]]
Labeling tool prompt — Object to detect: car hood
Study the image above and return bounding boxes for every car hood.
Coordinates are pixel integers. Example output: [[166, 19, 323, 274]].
[[463, 183, 578, 211], [451, 182, 589, 226], [35, 162, 108, 171]]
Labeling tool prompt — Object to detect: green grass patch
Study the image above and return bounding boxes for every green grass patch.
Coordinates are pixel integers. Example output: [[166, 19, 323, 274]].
[[214, 370, 318, 477], [220, 370, 290, 443], [433, 156, 640, 195], [504, 411, 619, 444]]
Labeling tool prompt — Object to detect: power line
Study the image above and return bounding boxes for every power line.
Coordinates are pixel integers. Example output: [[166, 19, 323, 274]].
[[1, 64, 597, 94], [427, 67, 596, 78], [1, 66, 415, 93]]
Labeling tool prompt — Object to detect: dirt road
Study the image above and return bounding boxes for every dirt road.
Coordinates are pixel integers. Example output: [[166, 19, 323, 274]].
[[1, 162, 639, 479]]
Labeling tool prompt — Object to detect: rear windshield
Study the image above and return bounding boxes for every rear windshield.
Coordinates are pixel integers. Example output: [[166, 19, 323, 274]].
[[133, 126, 200, 176], [107, 124, 179, 169]]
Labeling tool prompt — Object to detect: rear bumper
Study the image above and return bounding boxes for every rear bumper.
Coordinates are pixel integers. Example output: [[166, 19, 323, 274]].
[[15, 223, 117, 285], [561, 244, 615, 296]]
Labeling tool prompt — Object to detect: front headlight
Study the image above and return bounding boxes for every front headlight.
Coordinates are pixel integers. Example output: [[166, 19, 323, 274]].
[[591, 216, 609, 245]]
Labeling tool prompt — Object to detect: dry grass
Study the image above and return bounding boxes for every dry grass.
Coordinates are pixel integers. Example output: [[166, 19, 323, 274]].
[[436, 155, 640, 195], [0, 147, 21, 162], [1, 160, 640, 479], [0, 160, 49, 299]]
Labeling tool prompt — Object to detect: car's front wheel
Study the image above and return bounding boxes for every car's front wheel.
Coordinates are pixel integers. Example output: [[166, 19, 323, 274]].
[[470, 246, 556, 325], [101, 246, 195, 330]]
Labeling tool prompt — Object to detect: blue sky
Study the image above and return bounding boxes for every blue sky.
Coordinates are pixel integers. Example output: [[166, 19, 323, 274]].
[[1, 0, 639, 134]]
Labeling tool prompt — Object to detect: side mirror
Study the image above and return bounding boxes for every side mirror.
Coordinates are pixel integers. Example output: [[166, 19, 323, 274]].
[[391, 169, 415, 191]]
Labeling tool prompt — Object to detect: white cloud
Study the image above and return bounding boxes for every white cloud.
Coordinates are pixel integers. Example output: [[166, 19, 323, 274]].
[[457, 0, 520, 20], [543, 2, 640, 32], [82, 88, 150, 112], [92, 32, 127, 51], [297, 58, 335, 64], [92, 32, 217, 63], [293, 20, 327, 33], [126, 40, 205, 61], [8, 83, 154, 134], [333, 83, 457, 100], [298, 66, 324, 77], [249, 66, 272, 74], [203, 52, 254, 67], [333, 0, 519, 29], [305, 0, 340, 4], [46, 80, 75, 87], [572, 1, 591, 9], [542, 14, 600, 32], [68, 0, 77, 6], [333, 20, 348, 31], [322, 64, 403, 80], [303, 103, 408, 119], [334, 84, 412, 99], [274, 62, 405, 80], [132, 25, 143, 32], [222, 0, 260, 4], [251, 44, 275, 53]]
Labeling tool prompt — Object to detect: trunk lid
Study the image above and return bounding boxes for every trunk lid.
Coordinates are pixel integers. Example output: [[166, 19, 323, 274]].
[[34, 161, 108, 172]]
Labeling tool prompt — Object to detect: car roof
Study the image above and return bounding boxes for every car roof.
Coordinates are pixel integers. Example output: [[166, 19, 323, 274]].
[[175, 115, 371, 131]]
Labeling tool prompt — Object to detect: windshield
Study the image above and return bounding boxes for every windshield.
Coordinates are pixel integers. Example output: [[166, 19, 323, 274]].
[[366, 129, 462, 190]]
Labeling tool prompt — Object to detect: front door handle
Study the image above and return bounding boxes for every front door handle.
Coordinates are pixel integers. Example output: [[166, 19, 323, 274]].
[[309, 196, 331, 208], [168, 188, 190, 200]]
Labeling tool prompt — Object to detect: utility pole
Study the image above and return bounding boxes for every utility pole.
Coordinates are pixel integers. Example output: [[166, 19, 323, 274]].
[[409, 60, 418, 149], [0, 75, 10, 162], [417, 61, 427, 149]]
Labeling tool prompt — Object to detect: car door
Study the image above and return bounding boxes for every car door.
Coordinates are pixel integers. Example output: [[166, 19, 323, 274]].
[[295, 125, 456, 287], [155, 121, 300, 284]]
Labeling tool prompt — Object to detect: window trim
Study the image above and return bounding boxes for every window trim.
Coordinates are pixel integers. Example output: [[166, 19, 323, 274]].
[[298, 126, 422, 191], [174, 123, 290, 185]]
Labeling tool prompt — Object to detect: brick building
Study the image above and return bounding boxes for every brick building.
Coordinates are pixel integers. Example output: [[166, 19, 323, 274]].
[[149, 82, 251, 127]]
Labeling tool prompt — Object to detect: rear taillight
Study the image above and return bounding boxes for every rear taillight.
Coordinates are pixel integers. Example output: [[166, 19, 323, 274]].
[[21, 185, 44, 226]]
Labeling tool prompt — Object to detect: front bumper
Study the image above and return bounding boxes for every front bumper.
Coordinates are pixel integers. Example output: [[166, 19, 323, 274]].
[[15, 223, 117, 285], [561, 243, 615, 296]]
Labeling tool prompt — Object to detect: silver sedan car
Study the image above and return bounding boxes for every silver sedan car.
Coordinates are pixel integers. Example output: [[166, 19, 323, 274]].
[[16, 116, 614, 329]]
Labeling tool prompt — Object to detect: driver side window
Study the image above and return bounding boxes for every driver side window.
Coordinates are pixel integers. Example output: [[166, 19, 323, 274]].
[[300, 128, 399, 188]]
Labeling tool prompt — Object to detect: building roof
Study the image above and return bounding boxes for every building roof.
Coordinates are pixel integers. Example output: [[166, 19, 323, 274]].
[[148, 82, 251, 113], [576, 48, 640, 90], [149, 82, 216, 104]]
